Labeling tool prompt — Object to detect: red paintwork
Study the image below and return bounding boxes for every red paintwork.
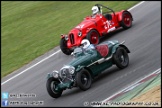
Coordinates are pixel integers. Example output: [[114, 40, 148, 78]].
[[62, 10, 128, 49], [95, 45, 109, 57]]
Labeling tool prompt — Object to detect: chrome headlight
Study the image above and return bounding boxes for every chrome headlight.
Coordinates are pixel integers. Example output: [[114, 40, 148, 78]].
[[78, 31, 82, 37], [52, 70, 59, 79], [69, 66, 75, 74], [60, 65, 75, 78], [59, 65, 75, 83]]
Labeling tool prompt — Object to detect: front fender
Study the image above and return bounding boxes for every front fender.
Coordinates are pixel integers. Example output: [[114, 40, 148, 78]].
[[76, 66, 93, 78], [76, 65, 85, 72], [86, 28, 102, 38], [86, 28, 94, 34], [46, 73, 59, 80]]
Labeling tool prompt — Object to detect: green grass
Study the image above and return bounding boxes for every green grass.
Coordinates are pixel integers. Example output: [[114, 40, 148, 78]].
[[1, 1, 139, 78]]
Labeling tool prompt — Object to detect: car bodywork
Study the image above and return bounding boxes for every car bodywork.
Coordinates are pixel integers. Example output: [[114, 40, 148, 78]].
[[46, 40, 130, 98], [60, 4, 133, 55]]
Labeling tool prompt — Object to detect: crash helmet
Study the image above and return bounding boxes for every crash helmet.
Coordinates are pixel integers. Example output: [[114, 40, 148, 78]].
[[91, 6, 99, 15], [81, 39, 90, 49]]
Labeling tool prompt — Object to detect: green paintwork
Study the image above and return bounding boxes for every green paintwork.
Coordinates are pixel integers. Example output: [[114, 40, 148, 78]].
[[69, 40, 120, 76], [47, 40, 130, 91], [47, 73, 52, 79], [57, 83, 72, 90]]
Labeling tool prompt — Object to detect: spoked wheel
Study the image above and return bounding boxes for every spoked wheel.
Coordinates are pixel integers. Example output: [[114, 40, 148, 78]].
[[120, 11, 132, 29], [87, 30, 100, 45], [46, 78, 63, 98], [81, 74, 89, 86], [113, 47, 129, 69], [60, 38, 72, 55], [76, 69, 92, 91]]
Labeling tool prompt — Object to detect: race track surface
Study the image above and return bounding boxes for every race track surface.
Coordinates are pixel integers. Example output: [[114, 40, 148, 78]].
[[1, 1, 161, 107]]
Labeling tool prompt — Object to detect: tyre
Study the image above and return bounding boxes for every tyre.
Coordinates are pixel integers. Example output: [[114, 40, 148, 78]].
[[87, 30, 100, 45], [60, 38, 72, 55], [46, 77, 63, 98], [113, 47, 129, 69], [76, 69, 92, 91], [120, 11, 132, 29]]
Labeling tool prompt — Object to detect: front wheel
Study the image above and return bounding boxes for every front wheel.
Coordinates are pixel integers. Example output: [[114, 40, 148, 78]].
[[75, 69, 92, 91], [87, 30, 100, 45], [46, 77, 63, 98], [113, 47, 129, 69], [60, 38, 72, 55], [120, 11, 132, 29]]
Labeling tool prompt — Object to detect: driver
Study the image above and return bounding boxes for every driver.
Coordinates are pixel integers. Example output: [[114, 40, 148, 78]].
[[91, 6, 101, 17], [81, 39, 95, 51]]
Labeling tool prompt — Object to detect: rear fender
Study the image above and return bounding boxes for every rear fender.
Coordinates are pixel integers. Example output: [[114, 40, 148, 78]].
[[119, 44, 130, 53], [112, 44, 130, 54], [118, 10, 133, 22]]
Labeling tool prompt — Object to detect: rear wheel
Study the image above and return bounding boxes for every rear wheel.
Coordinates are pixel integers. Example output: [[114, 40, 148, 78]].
[[113, 47, 129, 69], [60, 38, 72, 55], [76, 69, 92, 91], [87, 30, 100, 45], [46, 78, 63, 98], [120, 11, 132, 29]]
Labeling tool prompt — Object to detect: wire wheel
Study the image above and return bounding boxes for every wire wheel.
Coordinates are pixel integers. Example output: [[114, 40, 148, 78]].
[[87, 30, 100, 45]]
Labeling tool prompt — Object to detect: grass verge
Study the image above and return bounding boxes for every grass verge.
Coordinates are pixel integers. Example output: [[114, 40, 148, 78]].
[[1, 1, 139, 78]]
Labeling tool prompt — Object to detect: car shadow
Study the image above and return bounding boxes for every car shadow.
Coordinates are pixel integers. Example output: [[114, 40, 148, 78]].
[[61, 88, 82, 98], [92, 66, 120, 83], [99, 27, 124, 43]]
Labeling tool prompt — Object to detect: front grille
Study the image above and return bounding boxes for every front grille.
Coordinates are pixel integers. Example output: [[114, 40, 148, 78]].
[[69, 33, 75, 44], [60, 68, 73, 83]]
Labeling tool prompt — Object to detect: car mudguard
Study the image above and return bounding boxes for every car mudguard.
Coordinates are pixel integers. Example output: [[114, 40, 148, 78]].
[[46, 73, 59, 80], [86, 28, 102, 37], [76, 66, 94, 78], [119, 44, 130, 53], [112, 44, 130, 54], [118, 10, 133, 22]]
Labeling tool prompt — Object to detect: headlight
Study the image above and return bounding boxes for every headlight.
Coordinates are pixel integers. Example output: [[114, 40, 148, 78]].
[[69, 66, 75, 74], [52, 70, 59, 79], [78, 31, 82, 37], [60, 65, 75, 76]]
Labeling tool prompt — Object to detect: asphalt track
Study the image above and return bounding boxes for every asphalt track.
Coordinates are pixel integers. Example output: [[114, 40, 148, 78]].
[[1, 1, 161, 107]]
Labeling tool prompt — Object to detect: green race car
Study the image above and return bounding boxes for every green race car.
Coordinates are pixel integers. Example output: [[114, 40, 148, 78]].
[[46, 39, 130, 98]]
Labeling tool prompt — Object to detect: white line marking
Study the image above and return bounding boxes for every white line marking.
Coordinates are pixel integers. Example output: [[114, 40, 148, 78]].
[[1, 1, 146, 85], [1, 50, 61, 85], [101, 68, 161, 103], [128, 1, 145, 11], [92, 68, 161, 107]]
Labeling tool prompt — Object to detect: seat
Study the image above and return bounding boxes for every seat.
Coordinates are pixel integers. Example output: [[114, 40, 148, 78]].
[[95, 45, 109, 57], [104, 14, 112, 20]]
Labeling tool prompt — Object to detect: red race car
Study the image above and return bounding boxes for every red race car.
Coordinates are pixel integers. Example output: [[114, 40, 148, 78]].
[[60, 4, 133, 55]]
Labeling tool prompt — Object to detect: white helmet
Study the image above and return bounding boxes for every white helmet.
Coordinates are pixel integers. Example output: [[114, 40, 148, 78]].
[[81, 39, 90, 49], [91, 6, 99, 15]]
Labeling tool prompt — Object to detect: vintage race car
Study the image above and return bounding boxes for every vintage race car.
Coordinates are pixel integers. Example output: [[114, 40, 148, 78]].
[[46, 39, 130, 98], [60, 4, 133, 55]]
